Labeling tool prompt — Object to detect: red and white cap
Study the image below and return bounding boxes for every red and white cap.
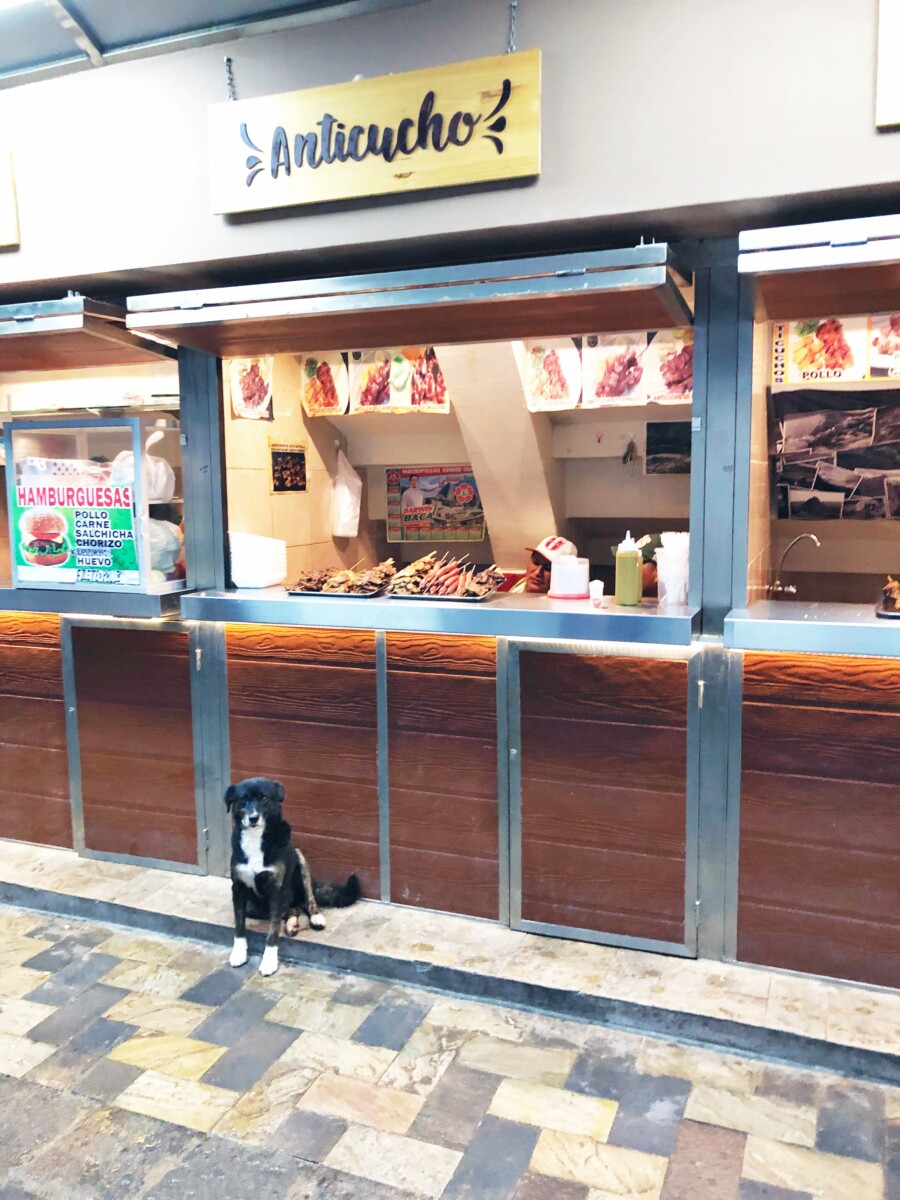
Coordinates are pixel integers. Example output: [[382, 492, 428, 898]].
[[526, 535, 578, 562]]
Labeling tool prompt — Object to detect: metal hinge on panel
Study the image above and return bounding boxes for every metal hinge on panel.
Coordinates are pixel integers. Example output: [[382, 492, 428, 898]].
[[555, 268, 587, 278], [179, 434, 188, 446], [178, 294, 205, 310], [697, 679, 705, 708], [195, 647, 203, 671]]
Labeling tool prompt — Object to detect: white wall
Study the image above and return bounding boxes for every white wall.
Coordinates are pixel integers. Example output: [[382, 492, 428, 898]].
[[0, 0, 895, 293]]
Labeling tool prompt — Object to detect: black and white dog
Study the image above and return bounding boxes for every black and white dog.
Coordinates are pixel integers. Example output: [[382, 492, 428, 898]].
[[225, 777, 361, 976]]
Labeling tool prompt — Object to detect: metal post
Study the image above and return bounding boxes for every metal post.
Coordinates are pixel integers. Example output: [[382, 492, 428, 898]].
[[178, 347, 228, 592]]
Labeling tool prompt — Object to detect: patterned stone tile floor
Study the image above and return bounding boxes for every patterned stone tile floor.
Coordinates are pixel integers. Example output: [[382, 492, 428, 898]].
[[0, 904, 897, 1200], [0, 840, 898, 1059]]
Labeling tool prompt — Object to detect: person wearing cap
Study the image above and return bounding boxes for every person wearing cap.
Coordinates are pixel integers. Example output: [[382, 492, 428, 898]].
[[511, 535, 578, 594]]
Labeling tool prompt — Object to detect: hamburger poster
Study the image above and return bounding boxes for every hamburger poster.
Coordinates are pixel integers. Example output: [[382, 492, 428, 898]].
[[12, 481, 139, 586]]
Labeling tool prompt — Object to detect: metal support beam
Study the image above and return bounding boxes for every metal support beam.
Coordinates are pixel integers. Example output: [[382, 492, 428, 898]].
[[690, 248, 751, 635], [44, 0, 104, 67]]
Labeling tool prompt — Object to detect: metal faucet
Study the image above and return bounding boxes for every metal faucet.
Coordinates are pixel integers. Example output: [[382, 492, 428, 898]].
[[769, 534, 821, 596]]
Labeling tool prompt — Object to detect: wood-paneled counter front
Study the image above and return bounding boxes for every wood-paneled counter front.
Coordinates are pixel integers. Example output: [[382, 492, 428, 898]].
[[226, 625, 381, 898], [0, 612, 70, 847], [739, 651, 900, 989], [386, 632, 498, 919], [519, 651, 689, 944], [72, 626, 197, 864]]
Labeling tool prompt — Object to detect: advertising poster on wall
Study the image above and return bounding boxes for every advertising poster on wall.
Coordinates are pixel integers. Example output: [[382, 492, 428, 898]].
[[771, 388, 900, 519], [385, 464, 485, 543], [11, 480, 139, 585]]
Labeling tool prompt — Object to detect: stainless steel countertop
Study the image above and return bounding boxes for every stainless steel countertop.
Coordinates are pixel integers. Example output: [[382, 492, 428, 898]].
[[726, 601, 900, 658], [0, 587, 182, 619], [181, 588, 699, 645]]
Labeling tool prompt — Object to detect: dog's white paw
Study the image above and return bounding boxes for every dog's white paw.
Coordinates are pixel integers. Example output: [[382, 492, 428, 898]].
[[284, 915, 300, 937], [259, 944, 279, 976], [309, 913, 326, 931], [229, 937, 248, 968]]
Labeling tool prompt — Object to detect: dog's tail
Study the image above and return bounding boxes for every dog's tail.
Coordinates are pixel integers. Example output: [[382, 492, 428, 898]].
[[313, 873, 361, 908]]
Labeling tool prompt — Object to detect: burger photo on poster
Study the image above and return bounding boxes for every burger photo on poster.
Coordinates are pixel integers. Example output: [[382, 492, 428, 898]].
[[19, 509, 70, 567]]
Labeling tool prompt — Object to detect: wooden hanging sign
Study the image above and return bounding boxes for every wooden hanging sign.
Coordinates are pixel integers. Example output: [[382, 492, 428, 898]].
[[208, 50, 541, 215], [0, 146, 19, 249]]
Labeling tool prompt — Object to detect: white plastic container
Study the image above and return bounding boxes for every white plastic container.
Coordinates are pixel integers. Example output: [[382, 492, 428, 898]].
[[589, 579, 605, 608], [548, 554, 590, 599], [229, 531, 287, 589], [655, 532, 690, 607]]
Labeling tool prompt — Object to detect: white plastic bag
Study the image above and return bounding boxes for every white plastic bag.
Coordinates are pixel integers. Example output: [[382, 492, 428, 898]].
[[148, 519, 183, 574], [332, 450, 362, 538], [110, 450, 176, 503]]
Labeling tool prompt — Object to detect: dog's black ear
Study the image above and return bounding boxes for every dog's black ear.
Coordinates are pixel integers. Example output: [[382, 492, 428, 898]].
[[224, 785, 238, 812], [273, 781, 285, 805]]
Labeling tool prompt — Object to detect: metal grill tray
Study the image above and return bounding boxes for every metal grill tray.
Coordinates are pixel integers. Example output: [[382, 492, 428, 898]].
[[287, 586, 386, 598], [387, 589, 499, 603]]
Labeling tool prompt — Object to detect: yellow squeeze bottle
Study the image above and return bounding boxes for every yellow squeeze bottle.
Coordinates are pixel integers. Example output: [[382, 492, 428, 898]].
[[614, 530, 642, 606]]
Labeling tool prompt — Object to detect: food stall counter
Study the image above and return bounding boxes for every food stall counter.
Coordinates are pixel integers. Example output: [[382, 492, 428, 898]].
[[725, 601, 900, 658], [181, 587, 699, 645]]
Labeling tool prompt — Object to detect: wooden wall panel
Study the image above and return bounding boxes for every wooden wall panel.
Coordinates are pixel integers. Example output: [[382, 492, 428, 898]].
[[73, 627, 196, 864], [226, 625, 379, 898], [386, 632, 498, 920], [739, 652, 900, 989], [0, 613, 70, 848], [519, 652, 688, 944]]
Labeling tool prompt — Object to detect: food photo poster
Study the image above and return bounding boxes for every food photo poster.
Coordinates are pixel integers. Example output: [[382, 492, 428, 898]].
[[230, 357, 274, 421], [524, 330, 693, 412], [270, 442, 307, 493], [349, 348, 450, 413]]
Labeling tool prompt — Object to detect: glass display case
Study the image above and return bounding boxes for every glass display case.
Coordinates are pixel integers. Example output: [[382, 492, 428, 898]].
[[3, 413, 186, 593]]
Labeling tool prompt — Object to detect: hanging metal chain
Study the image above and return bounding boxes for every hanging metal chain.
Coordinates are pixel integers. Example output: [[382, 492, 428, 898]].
[[224, 56, 236, 101], [506, 0, 518, 53]]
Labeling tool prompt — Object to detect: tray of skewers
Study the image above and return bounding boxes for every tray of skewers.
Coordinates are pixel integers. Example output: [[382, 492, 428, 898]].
[[387, 553, 505, 601], [288, 559, 396, 597]]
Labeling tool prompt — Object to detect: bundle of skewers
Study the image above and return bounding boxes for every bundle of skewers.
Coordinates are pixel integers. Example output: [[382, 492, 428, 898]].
[[388, 553, 505, 599], [291, 558, 396, 595]]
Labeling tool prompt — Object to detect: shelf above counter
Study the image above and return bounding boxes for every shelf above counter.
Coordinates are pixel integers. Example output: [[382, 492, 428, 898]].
[[0, 588, 183, 619], [725, 601, 900, 658], [180, 588, 699, 645]]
